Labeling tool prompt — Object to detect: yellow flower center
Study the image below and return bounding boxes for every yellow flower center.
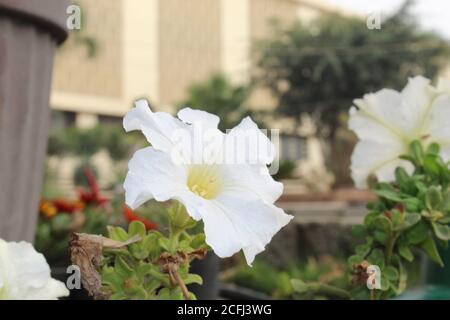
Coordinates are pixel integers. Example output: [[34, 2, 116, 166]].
[[187, 165, 222, 199]]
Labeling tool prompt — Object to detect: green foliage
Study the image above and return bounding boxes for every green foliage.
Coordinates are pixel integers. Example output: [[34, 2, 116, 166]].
[[257, 1, 450, 138], [354, 141, 450, 298], [179, 74, 254, 130], [98, 203, 208, 300], [47, 124, 144, 160], [229, 256, 348, 299], [35, 207, 110, 266], [292, 140, 450, 299], [273, 160, 297, 181]]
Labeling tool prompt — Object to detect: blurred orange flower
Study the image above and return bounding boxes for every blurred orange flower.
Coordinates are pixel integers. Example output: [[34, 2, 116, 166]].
[[39, 200, 57, 219]]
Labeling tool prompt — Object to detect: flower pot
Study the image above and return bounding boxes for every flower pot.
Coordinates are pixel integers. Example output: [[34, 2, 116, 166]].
[[189, 252, 221, 299], [0, 0, 68, 241]]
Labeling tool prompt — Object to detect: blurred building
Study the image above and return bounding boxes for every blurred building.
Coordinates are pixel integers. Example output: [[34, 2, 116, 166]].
[[51, 0, 342, 119], [50, 0, 344, 190]]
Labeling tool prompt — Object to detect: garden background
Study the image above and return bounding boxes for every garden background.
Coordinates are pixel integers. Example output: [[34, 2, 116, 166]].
[[2, 0, 450, 299]]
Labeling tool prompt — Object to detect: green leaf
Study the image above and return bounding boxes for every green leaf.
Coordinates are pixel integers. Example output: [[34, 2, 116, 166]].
[[440, 190, 450, 211], [158, 288, 172, 300], [394, 213, 421, 231], [364, 211, 380, 228], [390, 210, 404, 228], [158, 237, 171, 251], [128, 221, 146, 238], [110, 292, 128, 300], [383, 266, 399, 281], [395, 167, 410, 185], [419, 236, 444, 267], [374, 215, 392, 232], [402, 198, 421, 212], [102, 266, 123, 292], [432, 222, 450, 241], [291, 279, 309, 293], [424, 154, 441, 176], [400, 154, 416, 165], [108, 226, 129, 242], [405, 221, 429, 245], [392, 255, 407, 295], [426, 143, 440, 155], [410, 140, 424, 165], [115, 256, 134, 277], [184, 274, 203, 285], [398, 245, 414, 262], [355, 243, 371, 257], [374, 189, 403, 203], [190, 233, 207, 249], [426, 186, 442, 210], [368, 249, 384, 268], [374, 230, 388, 245], [380, 274, 391, 291], [439, 216, 450, 224], [352, 225, 366, 237]]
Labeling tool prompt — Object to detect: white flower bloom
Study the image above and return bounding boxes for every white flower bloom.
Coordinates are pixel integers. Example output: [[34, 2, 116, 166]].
[[0, 239, 69, 300], [123, 100, 293, 265], [349, 76, 450, 188]]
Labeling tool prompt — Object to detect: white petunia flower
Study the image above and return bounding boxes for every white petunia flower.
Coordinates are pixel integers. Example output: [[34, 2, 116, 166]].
[[349, 76, 450, 189], [0, 239, 69, 300], [123, 100, 293, 265]]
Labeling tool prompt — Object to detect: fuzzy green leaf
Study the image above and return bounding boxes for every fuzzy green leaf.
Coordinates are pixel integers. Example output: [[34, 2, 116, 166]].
[[398, 245, 414, 262], [291, 279, 309, 293], [432, 222, 450, 241], [394, 213, 421, 231], [383, 266, 399, 281], [419, 236, 444, 267]]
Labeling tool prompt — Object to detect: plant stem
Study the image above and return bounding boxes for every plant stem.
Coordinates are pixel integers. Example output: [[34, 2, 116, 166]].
[[370, 289, 375, 301], [381, 231, 399, 300], [385, 232, 398, 266], [170, 267, 190, 300]]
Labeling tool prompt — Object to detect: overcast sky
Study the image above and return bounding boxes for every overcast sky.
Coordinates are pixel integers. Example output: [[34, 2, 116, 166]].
[[325, 0, 450, 39]]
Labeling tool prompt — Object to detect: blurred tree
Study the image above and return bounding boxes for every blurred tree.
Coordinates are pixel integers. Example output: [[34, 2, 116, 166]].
[[179, 74, 253, 130], [257, 1, 450, 185]]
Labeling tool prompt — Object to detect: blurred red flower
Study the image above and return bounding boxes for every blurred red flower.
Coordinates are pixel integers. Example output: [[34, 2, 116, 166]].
[[77, 166, 108, 207], [123, 206, 158, 230]]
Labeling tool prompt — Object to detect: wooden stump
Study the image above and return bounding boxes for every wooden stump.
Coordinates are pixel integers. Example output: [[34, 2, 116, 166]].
[[0, 0, 68, 241]]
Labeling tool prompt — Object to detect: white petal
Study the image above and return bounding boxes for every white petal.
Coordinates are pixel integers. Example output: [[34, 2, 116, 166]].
[[221, 164, 283, 204], [349, 76, 435, 142], [195, 193, 292, 265], [177, 107, 220, 129], [226, 117, 276, 165], [124, 147, 189, 209], [437, 77, 450, 93], [423, 95, 450, 161], [23, 279, 70, 300], [351, 140, 412, 189], [0, 240, 69, 300], [123, 99, 186, 152], [349, 90, 406, 143], [400, 76, 436, 134]]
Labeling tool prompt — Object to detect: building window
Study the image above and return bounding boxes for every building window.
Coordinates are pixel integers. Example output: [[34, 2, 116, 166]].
[[280, 134, 307, 162]]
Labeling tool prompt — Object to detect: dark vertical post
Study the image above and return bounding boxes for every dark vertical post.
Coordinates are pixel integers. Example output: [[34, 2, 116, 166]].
[[0, 0, 68, 241]]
